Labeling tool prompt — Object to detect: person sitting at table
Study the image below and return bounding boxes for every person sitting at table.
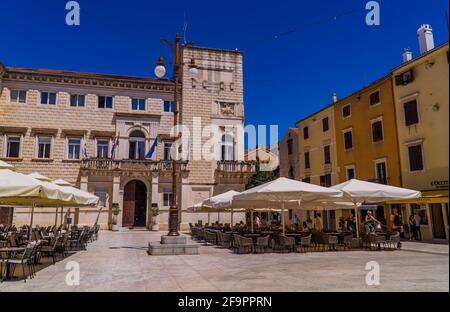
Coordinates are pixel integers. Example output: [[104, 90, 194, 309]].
[[254, 214, 261, 229], [314, 213, 323, 232], [364, 210, 380, 233], [301, 222, 309, 232], [345, 213, 356, 233]]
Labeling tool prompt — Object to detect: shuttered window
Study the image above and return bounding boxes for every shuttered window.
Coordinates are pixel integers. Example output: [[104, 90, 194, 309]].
[[304, 152, 310, 169], [324, 145, 331, 164], [408, 144, 424, 171], [303, 127, 309, 140], [344, 131, 353, 150], [372, 120, 383, 142], [322, 117, 329, 132], [404, 100, 419, 126]]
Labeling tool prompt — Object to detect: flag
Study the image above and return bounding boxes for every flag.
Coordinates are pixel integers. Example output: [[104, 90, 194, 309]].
[[146, 138, 158, 159], [111, 135, 119, 159], [82, 141, 88, 160]]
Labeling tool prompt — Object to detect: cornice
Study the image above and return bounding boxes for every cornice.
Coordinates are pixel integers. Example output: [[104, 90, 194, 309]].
[[4, 68, 175, 93]]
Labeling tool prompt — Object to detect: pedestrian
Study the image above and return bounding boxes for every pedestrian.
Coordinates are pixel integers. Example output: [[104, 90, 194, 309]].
[[314, 213, 323, 232], [390, 208, 403, 235], [413, 212, 422, 241], [409, 214, 417, 240]]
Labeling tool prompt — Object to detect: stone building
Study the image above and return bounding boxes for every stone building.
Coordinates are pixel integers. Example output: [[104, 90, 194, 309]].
[[0, 45, 255, 230], [278, 128, 299, 179]]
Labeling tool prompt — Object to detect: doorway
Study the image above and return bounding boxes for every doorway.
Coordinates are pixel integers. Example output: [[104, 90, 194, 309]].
[[123, 180, 147, 228], [430, 203, 446, 239]]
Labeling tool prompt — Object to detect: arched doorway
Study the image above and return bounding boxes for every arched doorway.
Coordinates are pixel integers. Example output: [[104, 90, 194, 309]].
[[123, 180, 147, 228]]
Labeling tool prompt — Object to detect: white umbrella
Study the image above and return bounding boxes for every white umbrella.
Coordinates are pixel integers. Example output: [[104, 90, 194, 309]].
[[232, 177, 343, 234], [331, 179, 421, 237], [0, 169, 76, 238], [0, 160, 16, 171]]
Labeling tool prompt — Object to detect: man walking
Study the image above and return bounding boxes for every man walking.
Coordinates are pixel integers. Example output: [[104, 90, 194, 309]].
[[413, 212, 422, 241]]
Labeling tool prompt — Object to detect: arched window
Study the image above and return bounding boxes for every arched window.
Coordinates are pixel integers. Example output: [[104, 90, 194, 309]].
[[129, 130, 146, 160], [221, 134, 235, 161]]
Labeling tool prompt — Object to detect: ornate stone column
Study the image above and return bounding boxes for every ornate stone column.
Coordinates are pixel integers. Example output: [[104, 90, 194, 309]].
[[112, 174, 122, 227]]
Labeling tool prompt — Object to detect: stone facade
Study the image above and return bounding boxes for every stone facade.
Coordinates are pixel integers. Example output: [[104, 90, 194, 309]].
[[0, 46, 254, 230], [278, 128, 299, 179]]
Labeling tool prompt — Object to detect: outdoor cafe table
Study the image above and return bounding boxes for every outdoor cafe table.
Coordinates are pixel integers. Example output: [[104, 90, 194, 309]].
[[0, 247, 25, 280]]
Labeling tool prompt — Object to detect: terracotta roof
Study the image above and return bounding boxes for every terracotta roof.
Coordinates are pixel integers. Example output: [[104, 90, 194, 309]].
[[5, 67, 173, 84]]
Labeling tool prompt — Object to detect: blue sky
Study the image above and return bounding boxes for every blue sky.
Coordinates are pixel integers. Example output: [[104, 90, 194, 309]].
[[0, 0, 448, 148]]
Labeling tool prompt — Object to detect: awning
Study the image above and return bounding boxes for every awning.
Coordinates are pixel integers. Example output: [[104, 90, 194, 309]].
[[387, 190, 448, 204]]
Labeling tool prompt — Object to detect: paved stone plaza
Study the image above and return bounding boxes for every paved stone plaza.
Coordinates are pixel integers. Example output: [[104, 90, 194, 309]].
[[0, 231, 448, 292]]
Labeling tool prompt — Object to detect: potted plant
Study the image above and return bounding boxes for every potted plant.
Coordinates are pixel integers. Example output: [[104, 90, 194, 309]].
[[151, 205, 160, 231], [111, 203, 121, 231]]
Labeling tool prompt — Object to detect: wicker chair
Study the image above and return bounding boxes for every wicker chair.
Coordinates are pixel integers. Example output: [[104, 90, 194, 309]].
[[369, 233, 386, 250], [297, 234, 312, 253], [6, 241, 37, 282], [217, 231, 232, 248], [233, 235, 253, 254], [278, 235, 296, 253], [385, 232, 400, 250], [254, 235, 270, 254], [204, 231, 217, 246]]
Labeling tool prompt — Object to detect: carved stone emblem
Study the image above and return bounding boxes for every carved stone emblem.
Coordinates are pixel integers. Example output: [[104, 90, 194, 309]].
[[220, 102, 235, 116]]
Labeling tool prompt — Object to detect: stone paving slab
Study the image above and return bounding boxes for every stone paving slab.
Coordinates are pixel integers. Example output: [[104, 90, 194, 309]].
[[0, 231, 448, 292]]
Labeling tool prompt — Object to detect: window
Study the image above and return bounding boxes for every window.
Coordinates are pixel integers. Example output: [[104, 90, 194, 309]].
[[395, 69, 415, 86], [41, 92, 57, 105], [164, 101, 175, 113], [96, 139, 109, 159], [287, 139, 293, 155], [369, 91, 380, 106], [322, 117, 329, 132], [68, 138, 81, 160], [408, 144, 424, 171], [288, 166, 295, 179], [98, 96, 113, 109], [303, 126, 309, 140], [342, 104, 351, 118], [6, 136, 20, 158], [375, 160, 388, 184], [324, 145, 331, 164], [221, 134, 235, 161], [10, 90, 27, 103], [132, 98, 146, 111], [320, 174, 332, 187], [163, 189, 173, 207], [164, 143, 172, 161], [94, 187, 107, 208], [37, 137, 51, 159], [302, 177, 311, 183], [344, 130, 353, 150], [404, 99, 419, 126], [346, 165, 356, 180], [304, 152, 310, 169], [371, 119, 384, 142], [70, 94, 85, 107], [129, 130, 146, 160]]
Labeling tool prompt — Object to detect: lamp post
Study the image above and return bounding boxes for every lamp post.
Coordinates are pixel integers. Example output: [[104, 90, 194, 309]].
[[155, 34, 198, 236]]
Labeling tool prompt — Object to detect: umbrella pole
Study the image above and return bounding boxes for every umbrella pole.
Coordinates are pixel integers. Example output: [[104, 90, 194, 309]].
[[251, 210, 254, 233], [354, 203, 360, 238], [282, 201, 286, 235], [60, 206, 64, 227], [208, 212, 210, 225], [54, 207, 59, 227], [231, 208, 234, 228], [29, 202, 35, 240]]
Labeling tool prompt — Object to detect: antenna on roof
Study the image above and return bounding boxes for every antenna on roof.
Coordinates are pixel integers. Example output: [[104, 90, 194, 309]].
[[183, 12, 188, 44]]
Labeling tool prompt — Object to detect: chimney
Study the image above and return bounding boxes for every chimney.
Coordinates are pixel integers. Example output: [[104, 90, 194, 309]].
[[402, 48, 413, 63], [417, 24, 435, 55], [331, 93, 337, 103]]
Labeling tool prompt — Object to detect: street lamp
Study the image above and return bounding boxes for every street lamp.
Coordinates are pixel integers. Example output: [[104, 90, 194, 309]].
[[154, 34, 197, 236]]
